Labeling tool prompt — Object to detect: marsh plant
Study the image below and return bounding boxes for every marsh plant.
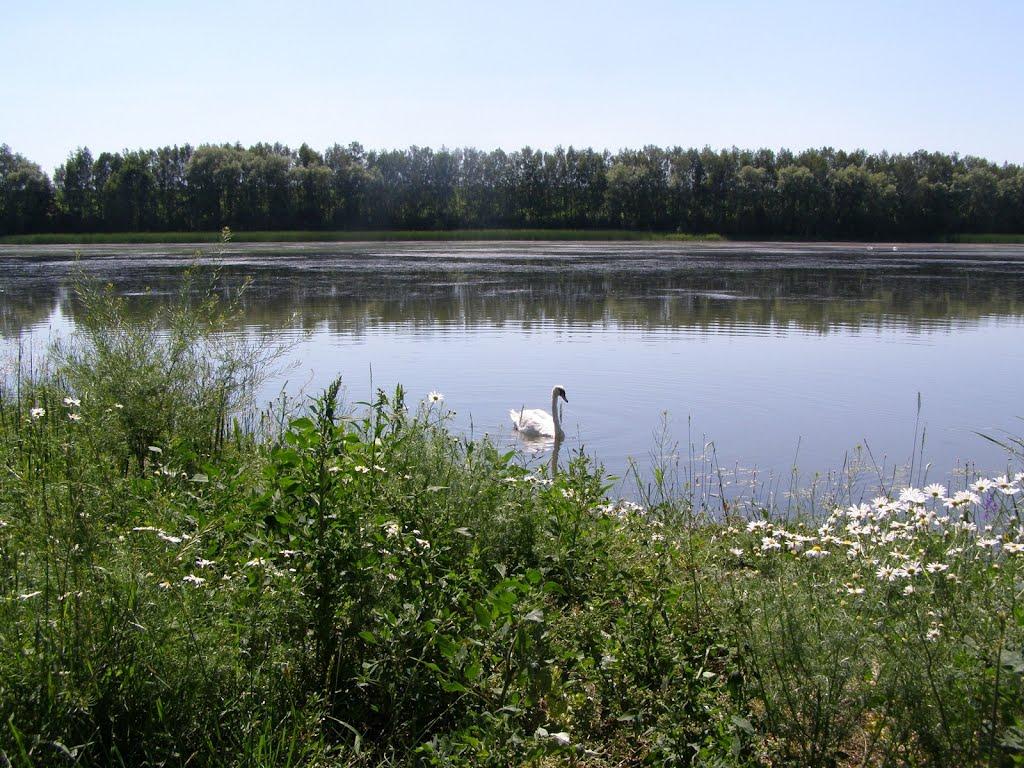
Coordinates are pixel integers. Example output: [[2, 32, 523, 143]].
[[1, 264, 1023, 766]]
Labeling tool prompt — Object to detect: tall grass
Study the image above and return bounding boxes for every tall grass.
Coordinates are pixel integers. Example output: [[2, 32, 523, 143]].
[[1, 264, 1023, 766]]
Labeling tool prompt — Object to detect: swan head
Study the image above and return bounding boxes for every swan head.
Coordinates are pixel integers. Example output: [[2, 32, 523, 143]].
[[552, 385, 568, 403]]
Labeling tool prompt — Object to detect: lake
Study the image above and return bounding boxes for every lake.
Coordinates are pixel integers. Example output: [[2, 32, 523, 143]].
[[2, 240, 1023, 500]]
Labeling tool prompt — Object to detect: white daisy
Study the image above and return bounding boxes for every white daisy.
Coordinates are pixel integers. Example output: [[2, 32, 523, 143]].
[[899, 487, 927, 505]]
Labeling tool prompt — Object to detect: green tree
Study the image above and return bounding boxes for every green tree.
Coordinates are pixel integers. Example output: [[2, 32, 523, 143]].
[[54, 147, 96, 231], [0, 145, 54, 235]]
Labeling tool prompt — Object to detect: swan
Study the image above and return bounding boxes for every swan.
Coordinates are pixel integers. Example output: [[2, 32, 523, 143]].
[[510, 385, 568, 440]]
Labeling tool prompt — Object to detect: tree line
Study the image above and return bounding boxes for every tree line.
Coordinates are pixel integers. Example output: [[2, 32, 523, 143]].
[[2, 141, 1023, 238]]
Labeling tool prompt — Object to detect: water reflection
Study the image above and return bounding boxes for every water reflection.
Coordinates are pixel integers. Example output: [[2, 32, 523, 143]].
[[3, 242, 1024, 338]]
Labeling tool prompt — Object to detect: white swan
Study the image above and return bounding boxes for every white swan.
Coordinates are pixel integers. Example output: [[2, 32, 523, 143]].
[[510, 385, 567, 440]]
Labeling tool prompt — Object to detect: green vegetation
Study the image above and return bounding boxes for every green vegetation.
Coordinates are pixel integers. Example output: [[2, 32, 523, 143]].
[[2, 271, 1024, 767], [951, 233, 1024, 244], [3, 141, 1024, 240], [0, 229, 722, 245]]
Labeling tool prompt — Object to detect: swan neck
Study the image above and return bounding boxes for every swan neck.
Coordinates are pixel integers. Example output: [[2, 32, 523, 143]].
[[551, 390, 563, 436]]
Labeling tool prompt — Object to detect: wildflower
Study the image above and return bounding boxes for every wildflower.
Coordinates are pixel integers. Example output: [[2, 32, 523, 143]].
[[926, 626, 942, 641], [804, 546, 829, 559], [113, 403, 124, 409], [902, 561, 923, 577], [414, 538, 431, 549], [972, 478, 995, 493], [182, 574, 206, 586], [945, 490, 980, 508], [746, 520, 770, 532], [30, 407, 45, 419], [68, 412, 82, 422], [923, 484, 947, 499], [383, 521, 400, 538], [925, 562, 949, 573], [427, 390, 444, 404], [994, 476, 1021, 495], [977, 537, 1000, 549], [354, 465, 370, 474], [157, 532, 183, 544], [157, 581, 172, 590], [728, 548, 744, 558], [845, 585, 866, 595], [650, 533, 665, 542], [760, 537, 781, 551], [876, 565, 896, 581], [903, 584, 916, 595], [846, 503, 871, 519], [195, 558, 215, 568], [1004, 541, 1024, 555], [244, 558, 268, 568], [899, 487, 927, 505], [62, 397, 81, 407]]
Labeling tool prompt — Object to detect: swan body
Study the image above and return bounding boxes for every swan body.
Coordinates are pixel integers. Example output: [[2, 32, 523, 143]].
[[510, 385, 567, 439]]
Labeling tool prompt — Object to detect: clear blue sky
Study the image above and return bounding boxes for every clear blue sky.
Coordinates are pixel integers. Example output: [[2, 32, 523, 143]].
[[3, 0, 1022, 174]]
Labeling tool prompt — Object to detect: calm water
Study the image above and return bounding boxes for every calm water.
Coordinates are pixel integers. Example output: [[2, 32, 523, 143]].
[[2, 241, 1023, 496]]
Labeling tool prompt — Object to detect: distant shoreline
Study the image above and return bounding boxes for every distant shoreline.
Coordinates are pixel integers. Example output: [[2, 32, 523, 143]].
[[2, 230, 1022, 246], [0, 229, 723, 246]]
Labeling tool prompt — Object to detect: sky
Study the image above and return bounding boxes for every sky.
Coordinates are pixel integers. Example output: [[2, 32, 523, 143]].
[[2, 0, 1023, 174]]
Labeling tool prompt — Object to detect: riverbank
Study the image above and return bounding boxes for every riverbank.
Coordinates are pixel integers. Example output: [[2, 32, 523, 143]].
[[3, 229, 1022, 246], [0, 229, 725, 245]]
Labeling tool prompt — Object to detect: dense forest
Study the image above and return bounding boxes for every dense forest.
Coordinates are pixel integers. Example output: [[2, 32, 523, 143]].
[[2, 141, 1023, 238]]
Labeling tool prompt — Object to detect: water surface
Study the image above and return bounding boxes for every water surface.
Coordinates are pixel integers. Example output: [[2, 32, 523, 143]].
[[3, 241, 1023, 497]]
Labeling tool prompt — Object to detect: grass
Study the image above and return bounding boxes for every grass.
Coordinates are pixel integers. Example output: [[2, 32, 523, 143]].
[[1, 262, 1023, 766], [950, 233, 1024, 244], [0, 229, 724, 246]]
